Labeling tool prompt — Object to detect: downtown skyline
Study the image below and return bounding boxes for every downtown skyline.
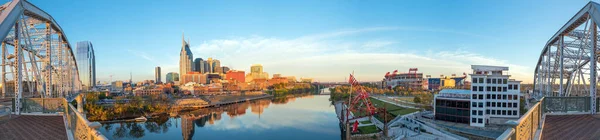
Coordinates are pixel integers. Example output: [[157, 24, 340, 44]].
[[25, 0, 600, 83]]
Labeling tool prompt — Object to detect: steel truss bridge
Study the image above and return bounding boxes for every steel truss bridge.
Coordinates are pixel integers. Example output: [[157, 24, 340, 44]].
[[531, 1, 600, 115], [0, 0, 82, 114]]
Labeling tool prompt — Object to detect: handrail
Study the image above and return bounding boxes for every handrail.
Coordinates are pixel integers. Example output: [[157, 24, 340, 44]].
[[496, 128, 515, 140], [65, 99, 108, 140]]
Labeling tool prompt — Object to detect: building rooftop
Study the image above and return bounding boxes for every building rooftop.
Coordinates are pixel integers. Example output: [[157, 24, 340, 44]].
[[437, 89, 471, 99], [471, 65, 509, 71]]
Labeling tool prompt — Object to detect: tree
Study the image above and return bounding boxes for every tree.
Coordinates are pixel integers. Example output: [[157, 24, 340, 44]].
[[413, 96, 422, 103], [520, 98, 528, 115]]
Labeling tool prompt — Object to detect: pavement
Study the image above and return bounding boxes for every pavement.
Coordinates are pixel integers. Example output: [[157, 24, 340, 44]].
[[0, 115, 67, 140], [542, 114, 600, 140]]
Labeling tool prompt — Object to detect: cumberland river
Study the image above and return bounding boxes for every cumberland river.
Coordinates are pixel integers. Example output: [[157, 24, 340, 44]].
[[97, 93, 341, 140]]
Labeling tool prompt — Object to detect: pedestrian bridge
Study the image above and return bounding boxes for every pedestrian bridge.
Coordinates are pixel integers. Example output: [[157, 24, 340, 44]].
[[499, 1, 600, 140], [0, 0, 105, 139]]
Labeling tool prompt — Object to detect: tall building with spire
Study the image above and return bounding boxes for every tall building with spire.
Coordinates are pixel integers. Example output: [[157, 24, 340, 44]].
[[180, 33, 193, 76]]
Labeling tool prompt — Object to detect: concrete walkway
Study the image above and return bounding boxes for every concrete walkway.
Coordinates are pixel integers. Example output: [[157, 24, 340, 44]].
[[0, 115, 67, 140]]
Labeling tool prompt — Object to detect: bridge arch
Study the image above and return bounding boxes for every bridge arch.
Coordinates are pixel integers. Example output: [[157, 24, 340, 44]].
[[534, 1, 600, 114], [0, 0, 82, 114]]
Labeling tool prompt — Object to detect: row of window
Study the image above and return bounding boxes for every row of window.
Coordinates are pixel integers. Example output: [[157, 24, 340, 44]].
[[472, 109, 518, 116], [472, 77, 508, 84], [508, 84, 519, 90], [472, 86, 513, 92], [472, 94, 519, 100], [471, 118, 483, 124], [472, 101, 518, 108]]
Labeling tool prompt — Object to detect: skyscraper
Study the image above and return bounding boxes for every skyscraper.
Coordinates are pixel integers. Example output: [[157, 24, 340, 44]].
[[213, 59, 221, 74], [155, 66, 161, 84], [166, 72, 179, 83], [76, 41, 96, 90], [203, 61, 210, 74], [180, 33, 193, 76], [207, 58, 213, 73], [194, 58, 204, 73]]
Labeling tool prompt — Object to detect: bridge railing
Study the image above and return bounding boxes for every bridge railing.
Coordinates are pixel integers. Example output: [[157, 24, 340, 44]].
[[19, 98, 107, 140], [496, 97, 543, 140], [65, 99, 108, 140]]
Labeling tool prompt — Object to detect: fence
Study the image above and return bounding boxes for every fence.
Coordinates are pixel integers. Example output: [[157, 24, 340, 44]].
[[22, 98, 66, 113]]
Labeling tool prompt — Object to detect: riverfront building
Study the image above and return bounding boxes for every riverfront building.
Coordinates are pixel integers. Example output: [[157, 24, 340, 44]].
[[226, 70, 245, 83], [434, 65, 521, 127], [384, 69, 423, 90], [246, 64, 269, 82], [76, 41, 96, 90]]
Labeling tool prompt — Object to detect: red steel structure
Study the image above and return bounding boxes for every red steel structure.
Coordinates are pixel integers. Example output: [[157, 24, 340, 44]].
[[346, 74, 377, 121]]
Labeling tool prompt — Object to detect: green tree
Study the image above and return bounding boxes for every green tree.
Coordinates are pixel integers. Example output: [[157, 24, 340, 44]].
[[413, 96, 422, 103], [520, 98, 528, 115]]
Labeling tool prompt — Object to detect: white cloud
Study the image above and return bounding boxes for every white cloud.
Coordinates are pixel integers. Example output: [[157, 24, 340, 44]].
[[181, 27, 533, 83]]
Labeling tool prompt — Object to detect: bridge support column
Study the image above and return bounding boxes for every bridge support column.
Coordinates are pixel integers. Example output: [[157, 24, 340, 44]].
[[591, 22, 597, 115], [14, 22, 22, 114]]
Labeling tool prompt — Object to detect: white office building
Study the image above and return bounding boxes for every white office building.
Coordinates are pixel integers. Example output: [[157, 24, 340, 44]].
[[469, 65, 521, 127]]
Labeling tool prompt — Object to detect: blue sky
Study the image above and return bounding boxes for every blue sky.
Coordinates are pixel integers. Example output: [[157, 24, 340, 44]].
[[28, 0, 596, 83]]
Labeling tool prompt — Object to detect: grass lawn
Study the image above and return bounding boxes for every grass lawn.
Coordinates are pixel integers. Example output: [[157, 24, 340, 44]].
[[396, 97, 414, 103], [357, 125, 380, 134], [360, 120, 372, 124], [349, 97, 420, 122]]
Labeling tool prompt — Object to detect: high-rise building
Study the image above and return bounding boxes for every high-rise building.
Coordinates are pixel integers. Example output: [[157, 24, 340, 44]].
[[207, 58, 213, 73], [203, 61, 210, 74], [194, 58, 204, 73], [76, 41, 96, 90], [180, 33, 193, 77], [222, 66, 230, 74], [166, 72, 179, 83], [155, 66, 162, 84], [213, 59, 221, 73]]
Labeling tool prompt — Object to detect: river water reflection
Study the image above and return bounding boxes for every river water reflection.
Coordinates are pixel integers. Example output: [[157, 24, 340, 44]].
[[98, 94, 341, 140]]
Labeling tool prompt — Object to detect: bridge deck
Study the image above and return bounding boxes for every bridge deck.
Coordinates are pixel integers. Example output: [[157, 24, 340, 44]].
[[542, 114, 600, 140], [0, 115, 67, 140]]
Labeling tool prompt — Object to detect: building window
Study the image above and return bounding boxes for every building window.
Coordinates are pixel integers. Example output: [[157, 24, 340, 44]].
[[472, 110, 477, 115], [487, 79, 491, 83], [479, 95, 483, 100], [486, 110, 490, 115], [503, 95, 507, 100], [502, 110, 507, 115], [508, 95, 513, 100], [472, 118, 477, 123], [515, 85, 519, 90], [473, 94, 477, 99], [478, 111, 483, 116], [492, 79, 496, 84], [478, 118, 483, 123], [492, 110, 496, 115], [492, 102, 496, 107], [508, 110, 512, 115], [508, 84, 513, 90], [472, 87, 477, 91], [486, 102, 490, 107], [492, 87, 496, 92], [508, 103, 512, 108], [487, 86, 491, 92], [513, 103, 518, 108], [513, 110, 517, 115], [503, 79, 507, 84], [486, 94, 490, 99], [492, 94, 496, 99], [503, 87, 507, 92], [472, 102, 477, 107], [473, 78, 478, 83], [479, 102, 483, 107], [479, 78, 484, 83], [513, 95, 518, 100], [479, 86, 484, 91]]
